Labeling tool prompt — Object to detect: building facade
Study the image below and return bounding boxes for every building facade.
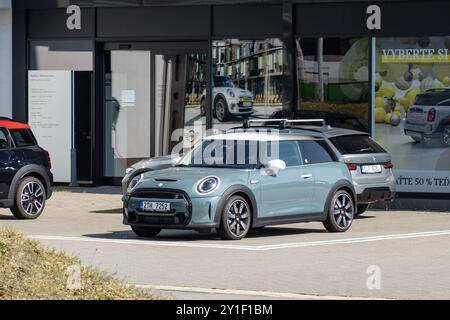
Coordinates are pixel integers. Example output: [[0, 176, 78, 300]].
[[9, 0, 450, 198], [0, 0, 12, 118]]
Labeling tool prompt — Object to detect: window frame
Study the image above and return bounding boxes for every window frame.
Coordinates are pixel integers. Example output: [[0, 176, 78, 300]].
[[0, 127, 11, 150]]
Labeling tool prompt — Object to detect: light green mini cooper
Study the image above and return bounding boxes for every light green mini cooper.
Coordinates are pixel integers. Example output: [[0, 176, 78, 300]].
[[123, 131, 357, 240]]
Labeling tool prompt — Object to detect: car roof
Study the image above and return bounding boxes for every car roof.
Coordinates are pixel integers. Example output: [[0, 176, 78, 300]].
[[204, 131, 319, 142], [0, 119, 30, 130], [227, 125, 369, 139]]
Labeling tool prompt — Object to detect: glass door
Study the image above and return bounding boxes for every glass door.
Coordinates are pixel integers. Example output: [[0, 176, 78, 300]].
[[103, 43, 209, 180]]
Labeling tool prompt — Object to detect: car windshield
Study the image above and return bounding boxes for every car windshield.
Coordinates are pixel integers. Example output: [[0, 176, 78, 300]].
[[330, 135, 387, 155], [414, 90, 450, 106], [214, 76, 235, 88], [179, 139, 259, 169]]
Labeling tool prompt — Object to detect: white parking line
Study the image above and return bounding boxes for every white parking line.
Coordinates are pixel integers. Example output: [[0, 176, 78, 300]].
[[135, 284, 388, 300], [29, 229, 450, 251]]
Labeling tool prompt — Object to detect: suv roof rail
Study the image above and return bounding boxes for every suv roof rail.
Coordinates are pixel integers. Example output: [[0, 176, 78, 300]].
[[242, 118, 326, 129]]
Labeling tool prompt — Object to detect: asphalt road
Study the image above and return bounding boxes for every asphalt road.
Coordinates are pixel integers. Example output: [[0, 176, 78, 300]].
[[1, 187, 450, 300]]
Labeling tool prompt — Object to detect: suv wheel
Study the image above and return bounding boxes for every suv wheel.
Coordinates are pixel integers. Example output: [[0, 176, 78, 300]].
[[11, 177, 46, 220], [218, 195, 252, 240], [442, 125, 450, 147], [323, 190, 354, 232], [131, 226, 162, 238], [214, 98, 229, 122]]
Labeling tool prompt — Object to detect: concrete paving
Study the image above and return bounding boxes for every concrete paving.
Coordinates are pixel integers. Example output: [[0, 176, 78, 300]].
[[1, 188, 449, 300]]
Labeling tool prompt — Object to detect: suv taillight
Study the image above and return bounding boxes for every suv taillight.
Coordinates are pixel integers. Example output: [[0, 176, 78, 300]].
[[44, 150, 52, 169], [347, 164, 357, 171], [427, 108, 436, 122], [384, 163, 394, 169]]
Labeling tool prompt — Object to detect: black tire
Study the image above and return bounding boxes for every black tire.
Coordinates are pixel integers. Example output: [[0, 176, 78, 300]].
[[441, 125, 450, 147], [131, 226, 162, 238], [214, 98, 229, 122], [218, 195, 252, 240], [323, 189, 355, 233], [355, 204, 370, 216], [200, 99, 206, 117], [10, 176, 46, 220]]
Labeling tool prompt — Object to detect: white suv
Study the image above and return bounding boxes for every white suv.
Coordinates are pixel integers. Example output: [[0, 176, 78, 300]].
[[201, 76, 254, 122]]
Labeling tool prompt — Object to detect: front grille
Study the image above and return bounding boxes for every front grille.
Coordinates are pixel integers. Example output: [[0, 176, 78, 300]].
[[131, 189, 187, 200]]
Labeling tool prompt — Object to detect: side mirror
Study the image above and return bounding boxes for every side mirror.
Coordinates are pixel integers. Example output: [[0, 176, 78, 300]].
[[266, 159, 286, 176]]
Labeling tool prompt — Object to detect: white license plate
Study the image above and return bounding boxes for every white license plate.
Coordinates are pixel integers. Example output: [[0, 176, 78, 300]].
[[242, 102, 253, 107], [140, 201, 171, 212], [361, 165, 383, 174]]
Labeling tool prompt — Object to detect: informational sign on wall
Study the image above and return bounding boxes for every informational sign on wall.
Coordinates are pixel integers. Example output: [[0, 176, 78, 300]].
[[28, 70, 72, 183]]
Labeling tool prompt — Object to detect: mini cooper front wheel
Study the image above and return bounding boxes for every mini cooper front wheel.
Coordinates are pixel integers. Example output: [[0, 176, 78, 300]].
[[218, 195, 252, 240], [323, 190, 355, 232], [131, 226, 162, 238], [214, 98, 229, 122], [11, 177, 46, 220]]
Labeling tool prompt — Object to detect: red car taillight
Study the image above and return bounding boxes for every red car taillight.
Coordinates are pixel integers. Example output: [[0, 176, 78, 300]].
[[44, 150, 52, 169], [384, 163, 394, 169], [427, 108, 436, 122], [347, 164, 357, 171]]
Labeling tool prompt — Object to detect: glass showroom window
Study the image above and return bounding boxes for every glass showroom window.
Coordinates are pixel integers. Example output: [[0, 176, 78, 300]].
[[374, 37, 450, 194], [296, 38, 370, 132], [212, 39, 285, 131]]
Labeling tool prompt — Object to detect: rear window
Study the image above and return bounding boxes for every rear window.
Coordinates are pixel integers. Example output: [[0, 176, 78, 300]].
[[330, 135, 386, 155], [298, 140, 336, 164], [414, 90, 450, 106], [10, 129, 37, 148]]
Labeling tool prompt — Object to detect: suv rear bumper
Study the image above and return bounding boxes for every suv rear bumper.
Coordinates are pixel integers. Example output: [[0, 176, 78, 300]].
[[357, 187, 395, 203]]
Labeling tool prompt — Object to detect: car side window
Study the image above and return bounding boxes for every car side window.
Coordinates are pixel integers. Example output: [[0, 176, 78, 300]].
[[298, 140, 336, 165], [263, 141, 302, 167], [0, 128, 9, 150]]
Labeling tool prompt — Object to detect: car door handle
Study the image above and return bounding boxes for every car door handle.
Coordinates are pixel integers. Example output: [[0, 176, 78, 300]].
[[301, 174, 313, 180]]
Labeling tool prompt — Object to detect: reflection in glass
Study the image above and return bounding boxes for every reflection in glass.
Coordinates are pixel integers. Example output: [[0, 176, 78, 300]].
[[296, 38, 370, 132], [212, 39, 284, 131]]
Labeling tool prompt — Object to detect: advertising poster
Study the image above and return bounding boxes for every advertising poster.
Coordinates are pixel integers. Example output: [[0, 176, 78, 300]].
[[28, 70, 72, 183], [375, 37, 450, 193]]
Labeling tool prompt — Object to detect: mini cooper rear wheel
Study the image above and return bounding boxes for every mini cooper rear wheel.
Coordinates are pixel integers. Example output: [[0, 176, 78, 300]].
[[11, 177, 46, 220], [441, 125, 450, 147], [131, 226, 162, 238], [218, 195, 252, 240], [323, 190, 354, 232]]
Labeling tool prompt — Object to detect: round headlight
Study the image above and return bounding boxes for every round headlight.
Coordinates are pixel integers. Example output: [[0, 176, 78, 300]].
[[127, 174, 143, 193], [196, 176, 220, 195], [226, 89, 236, 98]]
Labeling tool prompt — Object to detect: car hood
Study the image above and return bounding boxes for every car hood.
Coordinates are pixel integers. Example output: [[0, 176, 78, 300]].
[[134, 167, 251, 198], [131, 155, 178, 171]]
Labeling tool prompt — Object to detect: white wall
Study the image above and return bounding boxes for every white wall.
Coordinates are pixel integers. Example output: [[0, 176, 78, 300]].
[[0, 6, 12, 118]]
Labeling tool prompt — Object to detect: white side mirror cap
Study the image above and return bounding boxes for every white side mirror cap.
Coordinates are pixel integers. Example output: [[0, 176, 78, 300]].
[[267, 159, 286, 176], [171, 156, 182, 165]]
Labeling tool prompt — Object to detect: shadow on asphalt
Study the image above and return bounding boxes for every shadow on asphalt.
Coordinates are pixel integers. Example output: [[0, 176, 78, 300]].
[[89, 208, 123, 214], [83, 226, 327, 242], [54, 186, 122, 195]]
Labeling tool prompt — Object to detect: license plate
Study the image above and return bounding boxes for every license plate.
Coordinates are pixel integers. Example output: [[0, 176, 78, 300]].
[[140, 201, 171, 212], [361, 165, 383, 174], [241, 101, 253, 107]]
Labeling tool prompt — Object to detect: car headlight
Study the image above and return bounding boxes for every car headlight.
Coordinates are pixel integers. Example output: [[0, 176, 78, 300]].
[[226, 89, 235, 98], [127, 174, 144, 193], [196, 176, 220, 195]]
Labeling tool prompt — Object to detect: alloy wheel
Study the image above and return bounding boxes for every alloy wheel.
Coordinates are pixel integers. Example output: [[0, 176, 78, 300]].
[[443, 125, 450, 146], [20, 181, 45, 216], [227, 199, 250, 238], [332, 193, 354, 229], [215, 100, 225, 121]]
